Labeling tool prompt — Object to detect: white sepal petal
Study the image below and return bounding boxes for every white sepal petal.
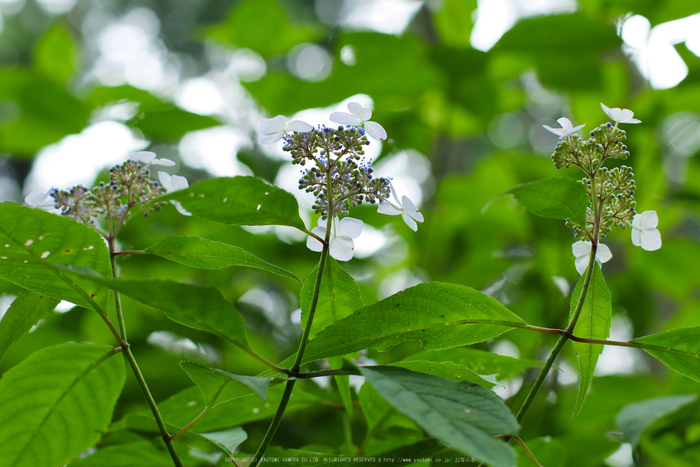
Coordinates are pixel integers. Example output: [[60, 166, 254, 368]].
[[130, 151, 156, 163], [329, 111, 362, 126], [259, 116, 287, 135], [330, 236, 355, 261], [364, 121, 387, 140], [337, 217, 363, 239], [640, 229, 662, 251], [286, 120, 314, 132], [306, 226, 326, 252], [377, 200, 401, 215], [597, 243, 613, 263], [402, 212, 418, 232]]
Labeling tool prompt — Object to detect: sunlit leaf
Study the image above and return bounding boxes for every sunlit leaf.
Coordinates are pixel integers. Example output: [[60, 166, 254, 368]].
[[616, 394, 697, 448], [199, 428, 247, 458], [502, 177, 588, 226], [300, 256, 364, 339], [161, 176, 307, 231], [299, 282, 525, 365], [0, 291, 59, 365], [390, 360, 497, 389], [0, 343, 125, 467], [144, 235, 299, 282], [570, 264, 611, 418], [632, 327, 700, 383], [34, 23, 81, 85], [0, 203, 112, 311], [360, 366, 519, 467], [206, 0, 322, 57]]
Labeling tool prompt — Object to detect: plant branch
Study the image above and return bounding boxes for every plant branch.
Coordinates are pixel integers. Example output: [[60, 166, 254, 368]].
[[169, 384, 226, 441]]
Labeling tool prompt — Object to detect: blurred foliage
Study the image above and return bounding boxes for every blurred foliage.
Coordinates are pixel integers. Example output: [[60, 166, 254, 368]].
[[1, 0, 700, 465]]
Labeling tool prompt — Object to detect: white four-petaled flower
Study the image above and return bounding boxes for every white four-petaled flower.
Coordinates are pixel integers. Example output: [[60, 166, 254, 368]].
[[131, 151, 176, 167], [572, 241, 613, 275], [329, 102, 387, 140], [25, 189, 56, 210], [377, 181, 424, 231], [542, 117, 585, 140], [601, 103, 641, 124], [258, 116, 314, 144], [158, 172, 192, 216], [306, 216, 363, 261], [631, 210, 661, 251]]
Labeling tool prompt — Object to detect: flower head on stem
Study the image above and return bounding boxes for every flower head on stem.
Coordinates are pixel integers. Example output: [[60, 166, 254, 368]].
[[631, 210, 661, 251], [543, 117, 585, 140], [377, 181, 424, 231], [601, 103, 641, 125], [572, 241, 612, 275], [330, 102, 387, 140]]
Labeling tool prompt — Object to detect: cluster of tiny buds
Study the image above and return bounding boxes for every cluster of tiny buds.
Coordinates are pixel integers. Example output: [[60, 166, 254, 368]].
[[552, 123, 629, 171], [48, 157, 168, 227]]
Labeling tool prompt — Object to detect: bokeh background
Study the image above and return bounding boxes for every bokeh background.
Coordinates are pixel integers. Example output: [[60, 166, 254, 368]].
[[1, 0, 700, 465]]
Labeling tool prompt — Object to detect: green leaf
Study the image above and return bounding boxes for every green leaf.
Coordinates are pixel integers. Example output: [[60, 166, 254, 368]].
[[70, 442, 173, 467], [300, 256, 364, 339], [390, 360, 497, 389], [402, 348, 544, 381], [328, 356, 354, 418], [127, 102, 220, 139], [161, 176, 307, 231], [0, 291, 59, 365], [299, 282, 525, 366], [616, 395, 697, 448], [360, 366, 519, 467], [144, 235, 299, 282], [206, 0, 322, 57], [72, 275, 250, 348], [432, 0, 478, 48], [515, 437, 568, 467], [34, 23, 80, 85], [504, 177, 588, 226], [632, 327, 700, 383], [0, 202, 112, 311], [0, 343, 125, 467], [181, 361, 272, 405], [0, 70, 90, 156], [198, 428, 248, 457], [570, 264, 611, 418]]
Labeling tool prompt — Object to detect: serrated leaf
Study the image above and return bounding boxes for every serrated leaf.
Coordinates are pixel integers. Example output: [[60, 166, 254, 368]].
[[360, 366, 518, 467], [75, 276, 250, 348], [402, 348, 544, 381], [298, 282, 525, 366], [198, 428, 248, 457], [632, 327, 700, 383], [616, 395, 697, 448], [0, 343, 125, 467], [69, 442, 173, 467], [505, 178, 588, 226], [390, 360, 497, 389], [160, 177, 307, 230], [0, 291, 59, 365], [144, 235, 299, 281], [181, 361, 272, 405], [300, 256, 364, 339], [569, 264, 611, 418], [0, 203, 112, 310]]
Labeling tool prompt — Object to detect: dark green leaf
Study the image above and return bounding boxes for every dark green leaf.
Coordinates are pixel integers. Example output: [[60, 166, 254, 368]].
[[127, 102, 220, 139], [70, 442, 173, 467], [516, 437, 568, 467], [0, 203, 112, 311], [300, 256, 364, 339], [34, 23, 80, 85], [144, 235, 299, 281], [570, 264, 611, 418], [328, 356, 354, 418], [360, 366, 519, 467], [632, 327, 700, 383], [616, 395, 697, 448], [299, 282, 525, 366], [0, 343, 125, 467], [0, 291, 59, 365], [181, 361, 272, 405], [206, 0, 322, 57], [504, 177, 588, 226], [80, 277, 249, 348], [0, 70, 90, 156], [161, 177, 307, 231]]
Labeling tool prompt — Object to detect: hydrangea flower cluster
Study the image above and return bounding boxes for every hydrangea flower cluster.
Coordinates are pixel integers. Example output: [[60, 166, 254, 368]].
[[25, 151, 188, 237], [543, 103, 661, 274], [259, 101, 423, 260]]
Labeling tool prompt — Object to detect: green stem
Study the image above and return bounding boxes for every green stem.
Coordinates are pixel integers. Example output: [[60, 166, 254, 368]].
[[169, 384, 226, 441], [515, 242, 598, 423], [108, 238, 182, 467], [250, 243, 331, 467], [342, 411, 353, 455]]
